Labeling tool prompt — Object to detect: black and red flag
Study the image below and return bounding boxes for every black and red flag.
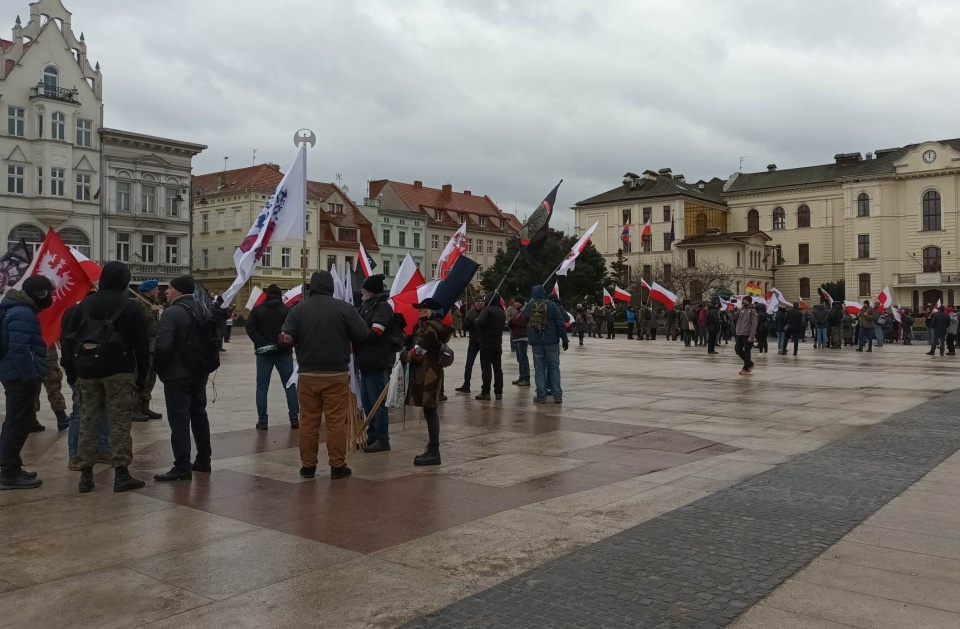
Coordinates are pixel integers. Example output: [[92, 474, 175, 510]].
[[517, 180, 562, 264]]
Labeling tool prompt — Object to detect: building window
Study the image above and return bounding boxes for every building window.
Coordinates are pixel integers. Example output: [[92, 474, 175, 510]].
[[663, 263, 672, 284], [922, 246, 942, 273], [201, 248, 209, 269], [857, 193, 870, 217], [747, 209, 759, 231], [443, 236, 450, 247], [281, 247, 292, 268], [922, 190, 942, 231], [457, 214, 465, 224], [857, 234, 870, 258], [327, 255, 337, 270], [50, 168, 65, 197], [772, 207, 785, 230], [497, 241, 503, 253], [687, 248, 696, 268], [642, 233, 652, 252], [736, 251, 741, 267], [383, 259, 391, 277], [500, 219, 506, 229], [165, 188, 181, 216], [431, 263, 438, 276], [165, 236, 179, 264], [338, 228, 358, 242], [774, 245, 783, 265], [140, 235, 155, 262], [434, 210, 443, 221], [142, 185, 156, 213], [642, 265, 652, 284], [476, 239, 483, 254], [7, 165, 24, 194], [663, 232, 672, 252], [383, 229, 391, 246], [413, 232, 421, 249], [217, 247, 225, 268], [622, 209, 631, 224], [36, 167, 42, 194], [116, 232, 130, 262], [431, 234, 439, 250], [467, 238, 473, 253], [642, 207, 652, 223], [75, 174, 91, 201], [479, 217, 485, 227], [7, 106, 25, 137], [797, 204, 811, 228], [398, 231, 406, 248], [486, 240, 493, 254], [304, 211, 310, 233], [51, 112, 65, 140], [798, 243, 809, 265], [695, 213, 707, 235], [663, 206, 671, 222], [233, 208, 242, 229], [858, 273, 871, 297], [117, 181, 131, 211], [76, 119, 92, 147], [303, 249, 311, 268], [262, 246, 272, 267], [201, 213, 209, 232], [799, 278, 810, 299], [43, 66, 59, 92]]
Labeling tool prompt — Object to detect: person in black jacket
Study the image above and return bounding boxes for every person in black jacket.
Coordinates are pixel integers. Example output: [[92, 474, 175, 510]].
[[152, 276, 214, 482], [61, 261, 149, 493], [706, 302, 721, 354], [246, 284, 299, 431], [474, 291, 506, 401], [755, 304, 769, 354], [784, 303, 805, 356], [355, 275, 397, 453], [455, 295, 485, 393]]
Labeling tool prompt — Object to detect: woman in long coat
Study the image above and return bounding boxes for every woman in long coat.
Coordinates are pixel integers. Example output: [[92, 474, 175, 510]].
[[400, 297, 454, 466]]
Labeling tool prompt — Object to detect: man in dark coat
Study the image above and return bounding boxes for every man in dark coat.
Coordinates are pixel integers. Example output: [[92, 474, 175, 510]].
[[784, 302, 805, 356], [355, 274, 397, 452], [927, 306, 951, 356], [706, 302, 721, 354], [246, 284, 299, 431], [475, 292, 506, 401], [455, 295, 485, 393], [525, 285, 569, 404]]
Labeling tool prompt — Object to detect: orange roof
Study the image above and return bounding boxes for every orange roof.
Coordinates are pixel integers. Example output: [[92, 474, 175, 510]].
[[374, 179, 503, 218], [2, 38, 33, 77]]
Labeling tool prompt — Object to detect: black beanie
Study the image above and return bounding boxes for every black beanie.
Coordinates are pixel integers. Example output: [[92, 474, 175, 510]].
[[22, 276, 54, 309], [170, 275, 196, 295], [265, 284, 282, 297], [362, 274, 385, 294]]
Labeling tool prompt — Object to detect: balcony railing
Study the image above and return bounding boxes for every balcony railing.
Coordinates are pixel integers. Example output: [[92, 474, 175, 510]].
[[897, 273, 960, 284], [30, 83, 80, 104], [127, 263, 191, 279]]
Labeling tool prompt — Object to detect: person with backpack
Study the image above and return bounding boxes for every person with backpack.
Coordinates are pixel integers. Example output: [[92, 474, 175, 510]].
[[281, 271, 370, 480], [0, 276, 55, 490], [60, 262, 150, 493], [355, 275, 398, 453], [474, 291, 506, 401], [152, 275, 216, 482], [246, 284, 299, 432], [454, 295, 485, 394], [901, 310, 914, 345], [524, 285, 569, 404], [625, 306, 635, 340]]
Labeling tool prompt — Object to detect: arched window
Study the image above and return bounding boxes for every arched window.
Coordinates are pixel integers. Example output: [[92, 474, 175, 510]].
[[695, 212, 707, 235], [922, 246, 942, 273], [799, 278, 810, 299], [772, 207, 785, 230], [922, 190, 942, 231], [58, 227, 91, 257], [51, 112, 65, 140], [43, 66, 59, 94], [687, 248, 696, 268], [7, 223, 45, 256], [857, 193, 870, 217], [797, 204, 811, 228], [747, 209, 759, 231]]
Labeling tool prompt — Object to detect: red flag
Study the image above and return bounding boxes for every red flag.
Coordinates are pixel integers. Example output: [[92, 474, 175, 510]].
[[639, 217, 652, 240], [69, 247, 102, 282], [613, 286, 631, 302], [844, 300, 863, 315], [358, 242, 377, 277], [282, 284, 303, 305], [649, 282, 677, 309], [551, 283, 560, 299], [602, 288, 613, 306], [389, 253, 425, 298], [876, 286, 892, 312], [32, 229, 95, 346]]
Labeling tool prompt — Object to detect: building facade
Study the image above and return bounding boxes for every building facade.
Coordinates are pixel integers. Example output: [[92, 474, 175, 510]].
[[358, 194, 425, 287], [191, 164, 378, 311]]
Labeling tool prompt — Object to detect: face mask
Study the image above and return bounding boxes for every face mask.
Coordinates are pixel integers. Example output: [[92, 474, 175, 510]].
[[30, 289, 53, 310]]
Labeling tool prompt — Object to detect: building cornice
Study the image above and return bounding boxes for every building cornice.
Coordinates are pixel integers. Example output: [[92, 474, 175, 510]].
[[100, 128, 207, 156]]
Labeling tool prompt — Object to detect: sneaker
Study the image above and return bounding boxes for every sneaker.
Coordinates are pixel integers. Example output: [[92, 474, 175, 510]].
[[454, 386, 471, 394], [299, 466, 316, 479], [330, 465, 352, 479], [363, 440, 392, 454], [153, 468, 192, 482], [191, 462, 212, 473], [475, 393, 491, 401], [255, 422, 268, 431], [67, 456, 82, 471], [19, 469, 38, 480], [533, 396, 546, 404], [511, 379, 522, 385], [0, 475, 42, 490]]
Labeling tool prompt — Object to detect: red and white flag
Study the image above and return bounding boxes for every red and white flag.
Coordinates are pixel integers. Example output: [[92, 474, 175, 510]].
[[876, 286, 892, 312], [283, 284, 303, 305], [649, 282, 677, 309], [31, 229, 96, 346], [602, 287, 614, 306], [68, 247, 102, 282], [390, 252, 425, 298], [551, 283, 560, 299], [358, 242, 377, 277], [844, 300, 863, 315], [245, 287, 265, 310], [817, 285, 834, 306], [936, 298, 942, 310], [639, 216, 652, 240], [436, 223, 467, 279], [613, 286, 631, 302], [556, 220, 599, 276]]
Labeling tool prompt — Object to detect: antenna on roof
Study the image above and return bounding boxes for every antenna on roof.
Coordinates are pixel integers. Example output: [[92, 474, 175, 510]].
[[739, 156, 748, 173], [252, 149, 257, 166]]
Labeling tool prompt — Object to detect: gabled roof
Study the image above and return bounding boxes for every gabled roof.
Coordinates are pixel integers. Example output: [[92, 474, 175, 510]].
[[676, 230, 771, 246], [372, 179, 503, 217], [576, 173, 726, 207]]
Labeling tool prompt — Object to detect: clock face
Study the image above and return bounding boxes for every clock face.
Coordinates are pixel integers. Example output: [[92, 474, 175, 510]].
[[923, 150, 937, 163]]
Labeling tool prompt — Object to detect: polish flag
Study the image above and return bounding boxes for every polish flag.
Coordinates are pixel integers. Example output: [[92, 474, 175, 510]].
[[245, 286, 265, 310], [551, 283, 560, 299], [844, 300, 863, 315], [602, 288, 614, 306], [358, 242, 377, 277], [556, 220, 600, 276], [639, 216, 652, 240], [613, 286, 631, 302], [798, 297, 808, 310], [936, 298, 942, 310], [650, 282, 677, 309], [639, 278, 651, 290], [32, 229, 96, 345], [891, 307, 903, 323], [436, 222, 467, 279], [817, 285, 834, 306], [876, 286, 892, 313], [283, 284, 303, 305], [68, 247, 102, 282], [389, 253, 425, 298]]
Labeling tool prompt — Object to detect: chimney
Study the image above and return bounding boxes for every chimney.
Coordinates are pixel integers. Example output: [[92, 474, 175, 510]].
[[767, 164, 777, 172], [698, 182, 705, 190], [217, 173, 226, 188], [267, 162, 280, 171], [865, 152, 873, 160], [674, 174, 685, 183], [442, 184, 453, 197], [463, 190, 471, 196], [413, 180, 422, 188], [658, 168, 673, 179], [643, 170, 658, 181]]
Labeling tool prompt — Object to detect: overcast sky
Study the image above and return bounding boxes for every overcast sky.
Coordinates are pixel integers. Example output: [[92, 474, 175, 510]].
[[10, 0, 960, 230]]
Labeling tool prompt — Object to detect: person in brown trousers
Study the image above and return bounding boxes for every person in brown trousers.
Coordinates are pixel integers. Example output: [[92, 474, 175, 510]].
[[280, 271, 369, 480]]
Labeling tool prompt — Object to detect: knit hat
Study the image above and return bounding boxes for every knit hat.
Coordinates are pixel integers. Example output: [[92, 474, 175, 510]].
[[138, 279, 159, 292], [22, 276, 54, 310], [169, 275, 195, 295], [265, 284, 282, 297], [361, 274, 385, 294]]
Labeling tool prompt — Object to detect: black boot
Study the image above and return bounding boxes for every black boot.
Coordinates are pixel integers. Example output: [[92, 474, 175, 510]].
[[142, 404, 162, 420], [79, 467, 94, 493], [414, 446, 441, 466], [55, 410, 69, 431], [114, 466, 145, 492]]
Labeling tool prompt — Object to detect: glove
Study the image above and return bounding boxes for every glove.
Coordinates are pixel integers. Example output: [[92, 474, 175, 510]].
[[562, 339, 569, 351]]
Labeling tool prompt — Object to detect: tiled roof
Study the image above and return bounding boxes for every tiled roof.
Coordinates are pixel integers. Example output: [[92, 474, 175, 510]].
[[576, 172, 726, 207], [676, 230, 771, 245], [1, 38, 33, 77], [375, 179, 504, 217]]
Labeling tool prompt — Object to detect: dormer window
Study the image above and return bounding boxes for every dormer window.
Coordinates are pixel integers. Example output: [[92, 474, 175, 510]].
[[434, 210, 443, 221], [338, 228, 358, 242], [43, 67, 59, 95], [499, 219, 506, 229], [457, 214, 465, 224], [478, 217, 486, 227]]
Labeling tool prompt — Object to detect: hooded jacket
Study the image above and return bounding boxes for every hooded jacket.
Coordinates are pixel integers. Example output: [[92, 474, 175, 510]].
[[281, 271, 370, 373], [0, 290, 47, 384], [813, 307, 830, 326], [735, 306, 758, 337], [60, 262, 149, 386], [523, 285, 569, 347], [245, 293, 292, 354], [356, 292, 396, 371], [785, 306, 805, 336], [154, 294, 208, 382], [475, 297, 506, 349]]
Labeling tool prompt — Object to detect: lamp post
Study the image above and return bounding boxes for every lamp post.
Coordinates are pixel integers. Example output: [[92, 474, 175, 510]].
[[294, 129, 316, 292], [190, 185, 207, 276]]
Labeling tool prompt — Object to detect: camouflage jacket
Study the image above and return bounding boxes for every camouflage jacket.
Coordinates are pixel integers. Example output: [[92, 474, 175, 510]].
[[137, 296, 160, 349]]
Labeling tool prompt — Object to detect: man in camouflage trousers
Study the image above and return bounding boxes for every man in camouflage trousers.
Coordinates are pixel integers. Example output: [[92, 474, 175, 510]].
[[133, 279, 163, 421], [32, 344, 68, 432]]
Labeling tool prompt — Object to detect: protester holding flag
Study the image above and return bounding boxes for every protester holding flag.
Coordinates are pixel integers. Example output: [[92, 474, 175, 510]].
[[525, 285, 569, 404], [246, 284, 299, 431], [0, 276, 54, 490], [356, 274, 398, 453]]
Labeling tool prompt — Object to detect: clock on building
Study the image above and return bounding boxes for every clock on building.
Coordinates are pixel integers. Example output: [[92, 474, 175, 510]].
[[923, 150, 937, 163]]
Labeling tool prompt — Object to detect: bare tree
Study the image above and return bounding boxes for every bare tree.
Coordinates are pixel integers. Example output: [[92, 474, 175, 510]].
[[630, 254, 734, 304]]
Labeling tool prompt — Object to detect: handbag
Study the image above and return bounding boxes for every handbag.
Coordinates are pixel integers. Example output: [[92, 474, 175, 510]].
[[438, 343, 455, 369], [385, 361, 407, 408]]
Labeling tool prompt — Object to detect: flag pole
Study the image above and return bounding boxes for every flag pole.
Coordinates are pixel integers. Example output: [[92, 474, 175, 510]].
[[294, 129, 316, 294], [491, 250, 522, 304]]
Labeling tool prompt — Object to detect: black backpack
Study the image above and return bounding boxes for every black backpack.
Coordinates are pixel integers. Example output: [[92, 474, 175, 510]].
[[385, 312, 407, 352], [177, 302, 221, 375], [71, 305, 129, 373]]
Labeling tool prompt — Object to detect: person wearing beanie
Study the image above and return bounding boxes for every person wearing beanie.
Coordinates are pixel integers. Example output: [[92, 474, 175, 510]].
[[132, 279, 163, 421], [0, 276, 54, 489], [356, 274, 397, 453], [246, 284, 299, 431], [152, 275, 214, 482], [60, 261, 150, 493], [474, 291, 506, 401]]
